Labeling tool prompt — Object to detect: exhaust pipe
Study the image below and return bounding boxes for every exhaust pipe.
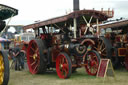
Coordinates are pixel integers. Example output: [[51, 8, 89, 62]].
[[73, 0, 79, 11]]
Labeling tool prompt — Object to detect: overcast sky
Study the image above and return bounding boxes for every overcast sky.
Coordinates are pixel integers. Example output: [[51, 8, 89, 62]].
[[1, 0, 128, 25]]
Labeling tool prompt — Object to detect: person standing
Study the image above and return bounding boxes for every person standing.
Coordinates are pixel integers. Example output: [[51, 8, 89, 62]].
[[14, 43, 24, 70]]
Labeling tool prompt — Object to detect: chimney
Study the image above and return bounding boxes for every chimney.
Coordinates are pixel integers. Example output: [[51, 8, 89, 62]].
[[73, 0, 79, 11]]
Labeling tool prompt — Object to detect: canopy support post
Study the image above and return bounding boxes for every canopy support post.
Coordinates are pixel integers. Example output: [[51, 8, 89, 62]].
[[73, 18, 77, 38]]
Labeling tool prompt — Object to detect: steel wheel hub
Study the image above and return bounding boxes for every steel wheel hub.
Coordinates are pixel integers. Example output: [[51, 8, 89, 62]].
[[33, 54, 37, 60], [0, 55, 4, 84], [90, 61, 95, 66]]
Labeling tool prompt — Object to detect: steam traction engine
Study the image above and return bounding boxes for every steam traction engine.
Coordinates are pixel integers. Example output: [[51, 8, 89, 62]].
[[0, 4, 18, 85], [24, 8, 113, 78], [94, 19, 128, 69]]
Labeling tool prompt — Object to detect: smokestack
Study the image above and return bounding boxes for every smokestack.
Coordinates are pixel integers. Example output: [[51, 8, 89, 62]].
[[73, 0, 79, 11]]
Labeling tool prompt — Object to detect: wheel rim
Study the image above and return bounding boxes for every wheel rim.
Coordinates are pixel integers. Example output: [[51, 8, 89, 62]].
[[27, 40, 40, 74], [85, 52, 99, 76], [0, 54, 4, 84], [56, 54, 69, 79]]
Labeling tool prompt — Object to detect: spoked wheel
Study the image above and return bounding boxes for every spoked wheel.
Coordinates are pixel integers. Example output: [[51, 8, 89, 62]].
[[27, 39, 47, 74], [0, 51, 9, 85], [94, 37, 118, 68], [56, 52, 72, 79], [85, 50, 100, 76]]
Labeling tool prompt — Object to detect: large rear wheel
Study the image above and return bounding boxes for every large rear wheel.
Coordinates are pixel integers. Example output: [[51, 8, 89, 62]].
[[56, 52, 72, 79], [0, 51, 9, 85], [94, 37, 118, 68], [94, 37, 112, 58], [27, 39, 47, 74], [85, 50, 100, 76]]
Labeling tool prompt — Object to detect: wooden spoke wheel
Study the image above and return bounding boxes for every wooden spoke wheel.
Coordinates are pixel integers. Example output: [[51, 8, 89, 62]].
[[0, 51, 9, 85], [56, 52, 72, 79], [27, 39, 47, 74], [85, 50, 100, 76]]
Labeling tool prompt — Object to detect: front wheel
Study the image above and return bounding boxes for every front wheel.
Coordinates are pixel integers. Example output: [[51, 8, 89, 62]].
[[0, 51, 9, 85], [85, 50, 100, 76], [56, 52, 72, 79]]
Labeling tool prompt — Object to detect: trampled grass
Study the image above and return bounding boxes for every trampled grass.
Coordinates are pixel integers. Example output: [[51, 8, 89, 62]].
[[8, 67, 128, 85]]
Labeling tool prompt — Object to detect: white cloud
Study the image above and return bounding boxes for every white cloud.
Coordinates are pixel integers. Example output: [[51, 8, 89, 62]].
[[0, 0, 128, 25]]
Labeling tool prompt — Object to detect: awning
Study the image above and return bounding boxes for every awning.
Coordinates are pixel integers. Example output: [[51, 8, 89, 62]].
[[0, 4, 18, 20], [0, 37, 10, 42]]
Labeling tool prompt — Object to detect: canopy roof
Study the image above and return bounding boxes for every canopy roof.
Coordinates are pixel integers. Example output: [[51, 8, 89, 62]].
[[0, 4, 18, 20], [97, 19, 128, 30], [24, 9, 113, 30]]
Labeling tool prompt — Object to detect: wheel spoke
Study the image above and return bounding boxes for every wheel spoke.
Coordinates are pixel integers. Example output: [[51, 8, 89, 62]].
[[33, 64, 38, 73], [30, 47, 35, 52], [94, 47, 98, 51], [101, 53, 106, 56], [60, 57, 63, 64], [62, 57, 65, 64], [100, 42, 103, 50], [101, 48, 105, 52], [30, 61, 37, 66], [92, 65, 98, 72], [63, 68, 68, 77], [32, 42, 37, 49]]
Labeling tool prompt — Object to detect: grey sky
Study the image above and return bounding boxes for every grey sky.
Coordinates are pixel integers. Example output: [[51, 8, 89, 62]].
[[0, 0, 128, 25]]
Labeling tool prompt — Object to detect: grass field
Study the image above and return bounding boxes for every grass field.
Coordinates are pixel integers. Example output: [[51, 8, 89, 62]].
[[8, 67, 128, 85]]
